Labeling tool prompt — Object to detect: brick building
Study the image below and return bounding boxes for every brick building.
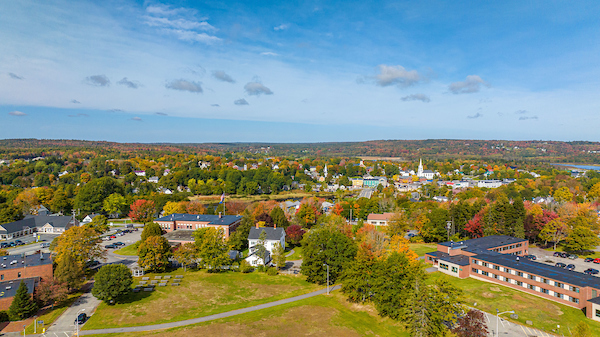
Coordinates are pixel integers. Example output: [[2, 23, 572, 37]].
[[0, 253, 53, 310], [154, 213, 242, 239], [425, 236, 600, 321]]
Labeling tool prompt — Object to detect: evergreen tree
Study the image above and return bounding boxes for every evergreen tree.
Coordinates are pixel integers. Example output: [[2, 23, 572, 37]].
[[272, 242, 286, 269], [270, 207, 289, 228], [8, 281, 38, 320], [92, 264, 133, 304], [255, 230, 268, 265]]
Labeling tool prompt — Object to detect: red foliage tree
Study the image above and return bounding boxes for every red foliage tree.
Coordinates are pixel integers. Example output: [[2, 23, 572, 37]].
[[451, 309, 488, 337], [524, 210, 559, 242], [332, 203, 344, 216], [465, 210, 485, 238], [285, 225, 306, 246], [128, 199, 156, 223], [186, 201, 206, 215]]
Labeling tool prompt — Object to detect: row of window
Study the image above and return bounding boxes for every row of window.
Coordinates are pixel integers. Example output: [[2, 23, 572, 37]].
[[472, 260, 579, 292], [0, 272, 21, 280], [472, 268, 579, 303], [491, 243, 523, 253]]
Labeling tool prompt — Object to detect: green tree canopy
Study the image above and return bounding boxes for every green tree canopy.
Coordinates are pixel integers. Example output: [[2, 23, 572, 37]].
[[138, 236, 172, 272], [141, 222, 163, 242], [92, 264, 133, 304], [194, 227, 230, 271], [301, 225, 357, 284], [8, 281, 38, 321], [74, 177, 123, 214]]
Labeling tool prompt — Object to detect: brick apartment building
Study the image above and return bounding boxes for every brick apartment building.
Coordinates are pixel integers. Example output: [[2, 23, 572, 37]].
[[0, 253, 53, 310], [425, 236, 600, 321], [154, 213, 242, 239]]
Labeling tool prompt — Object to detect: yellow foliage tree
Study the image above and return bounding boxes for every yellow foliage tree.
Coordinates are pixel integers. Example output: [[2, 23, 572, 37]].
[[51, 226, 105, 266], [163, 201, 187, 216], [387, 235, 418, 261]]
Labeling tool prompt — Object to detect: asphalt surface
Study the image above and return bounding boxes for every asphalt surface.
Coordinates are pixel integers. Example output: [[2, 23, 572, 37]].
[[357, 188, 375, 199], [481, 310, 559, 337], [529, 247, 600, 278]]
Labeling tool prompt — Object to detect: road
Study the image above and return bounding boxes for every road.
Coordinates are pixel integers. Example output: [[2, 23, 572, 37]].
[[481, 310, 559, 337], [358, 188, 375, 199]]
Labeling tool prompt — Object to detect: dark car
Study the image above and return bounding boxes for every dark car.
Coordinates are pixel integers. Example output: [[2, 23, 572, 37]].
[[114, 242, 125, 246], [568, 254, 578, 260], [585, 258, 594, 263], [85, 260, 100, 268], [566, 264, 576, 271], [560, 252, 570, 258], [585, 268, 599, 275], [0, 243, 8, 248], [553, 252, 561, 257], [105, 244, 117, 249], [524, 255, 537, 261], [75, 313, 87, 325], [15, 240, 24, 245], [555, 262, 567, 268]]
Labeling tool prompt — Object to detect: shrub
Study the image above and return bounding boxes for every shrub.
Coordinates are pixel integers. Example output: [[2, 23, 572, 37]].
[[410, 235, 424, 243], [266, 267, 278, 276], [0, 311, 9, 322], [256, 265, 266, 273], [239, 260, 254, 273]]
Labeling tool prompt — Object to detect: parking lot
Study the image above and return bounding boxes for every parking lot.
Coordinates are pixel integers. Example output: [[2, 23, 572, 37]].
[[529, 247, 600, 277]]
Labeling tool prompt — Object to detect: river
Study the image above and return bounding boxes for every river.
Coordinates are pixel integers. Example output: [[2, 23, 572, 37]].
[[553, 163, 600, 171]]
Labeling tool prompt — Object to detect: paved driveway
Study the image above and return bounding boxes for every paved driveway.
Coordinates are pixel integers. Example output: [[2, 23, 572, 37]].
[[529, 247, 600, 278]]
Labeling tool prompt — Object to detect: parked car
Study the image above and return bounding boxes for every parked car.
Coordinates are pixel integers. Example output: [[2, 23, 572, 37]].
[[110, 235, 116, 239], [40, 242, 51, 248], [0, 243, 8, 248], [85, 260, 100, 268], [585, 257, 594, 263], [75, 313, 87, 325], [553, 252, 561, 257], [114, 242, 125, 246], [15, 240, 24, 246], [594, 258, 600, 264], [568, 254, 578, 260], [524, 255, 537, 261], [105, 244, 117, 249], [566, 264, 576, 271], [555, 262, 566, 268], [585, 268, 599, 275]]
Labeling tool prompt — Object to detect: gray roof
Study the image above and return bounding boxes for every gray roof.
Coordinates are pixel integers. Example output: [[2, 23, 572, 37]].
[[427, 251, 471, 266], [248, 227, 285, 241], [0, 215, 74, 234], [0, 253, 52, 272], [162, 230, 195, 243], [155, 214, 241, 226], [0, 277, 39, 300], [439, 235, 527, 251]]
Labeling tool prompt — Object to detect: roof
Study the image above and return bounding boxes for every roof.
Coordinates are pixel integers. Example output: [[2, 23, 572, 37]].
[[0, 215, 74, 234], [0, 277, 39, 300], [588, 297, 600, 304], [438, 235, 527, 251], [154, 214, 242, 226], [475, 252, 600, 289], [367, 213, 395, 221], [248, 227, 285, 241], [426, 251, 471, 266], [0, 253, 52, 272], [162, 230, 195, 243]]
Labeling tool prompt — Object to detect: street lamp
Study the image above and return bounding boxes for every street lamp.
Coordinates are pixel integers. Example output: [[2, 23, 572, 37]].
[[75, 308, 85, 337], [33, 315, 37, 334], [323, 263, 330, 295], [23, 324, 26, 337], [496, 309, 514, 337]]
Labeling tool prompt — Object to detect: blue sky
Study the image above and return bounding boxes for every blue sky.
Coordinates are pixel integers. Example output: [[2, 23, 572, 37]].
[[1, 0, 599, 143]]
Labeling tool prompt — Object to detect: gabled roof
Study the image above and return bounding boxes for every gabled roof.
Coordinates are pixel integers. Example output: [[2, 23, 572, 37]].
[[367, 213, 394, 221], [248, 227, 285, 241], [154, 213, 241, 226], [0, 277, 39, 300]]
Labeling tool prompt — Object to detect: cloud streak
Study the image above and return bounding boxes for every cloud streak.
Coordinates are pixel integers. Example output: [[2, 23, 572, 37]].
[[401, 94, 430, 102], [68, 113, 89, 117], [166, 79, 203, 93], [8, 111, 26, 116], [260, 52, 279, 56], [519, 116, 538, 120], [85, 75, 110, 87], [244, 82, 273, 96], [131, 117, 143, 122], [117, 77, 141, 89], [234, 98, 249, 105], [155, 112, 168, 116], [71, 99, 81, 104], [449, 75, 489, 94], [144, 4, 220, 44], [212, 70, 235, 83], [467, 112, 483, 119], [274, 24, 289, 31], [8, 73, 23, 80]]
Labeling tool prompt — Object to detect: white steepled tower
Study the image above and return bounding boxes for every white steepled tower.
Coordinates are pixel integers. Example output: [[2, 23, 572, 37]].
[[324, 164, 328, 177], [417, 158, 424, 177]]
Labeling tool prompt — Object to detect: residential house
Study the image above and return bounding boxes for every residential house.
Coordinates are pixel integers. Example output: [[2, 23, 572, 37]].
[[366, 213, 395, 226], [134, 170, 146, 177], [81, 213, 100, 225], [245, 225, 286, 266], [148, 176, 159, 183]]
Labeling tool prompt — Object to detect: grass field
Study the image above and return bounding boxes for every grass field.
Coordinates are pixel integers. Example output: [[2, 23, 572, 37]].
[[23, 291, 84, 334], [83, 269, 322, 330], [409, 243, 437, 256], [430, 272, 600, 335], [286, 246, 303, 261], [114, 241, 140, 256], [87, 291, 408, 337]]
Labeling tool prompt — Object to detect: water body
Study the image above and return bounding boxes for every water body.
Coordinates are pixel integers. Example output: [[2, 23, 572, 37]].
[[553, 163, 600, 171]]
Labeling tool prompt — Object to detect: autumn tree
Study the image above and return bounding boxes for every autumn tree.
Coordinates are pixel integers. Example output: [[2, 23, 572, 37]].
[[54, 253, 84, 291], [13, 189, 39, 215], [553, 186, 573, 203], [138, 236, 172, 272], [451, 309, 488, 337], [128, 199, 156, 223], [102, 193, 127, 218], [173, 242, 198, 271], [385, 211, 410, 237], [270, 207, 289, 228], [163, 201, 186, 216], [256, 212, 274, 227], [92, 264, 133, 304], [285, 225, 305, 246], [141, 222, 163, 242], [194, 227, 230, 271], [74, 177, 123, 213], [51, 226, 105, 267], [85, 214, 109, 234], [186, 201, 206, 214], [538, 219, 568, 250], [35, 278, 69, 309]]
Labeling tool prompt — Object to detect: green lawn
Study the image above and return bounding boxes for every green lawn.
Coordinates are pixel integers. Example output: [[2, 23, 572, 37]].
[[409, 243, 437, 256], [114, 241, 140, 256], [24, 291, 84, 334], [286, 246, 303, 261], [430, 272, 600, 335], [86, 291, 408, 337], [83, 269, 322, 330]]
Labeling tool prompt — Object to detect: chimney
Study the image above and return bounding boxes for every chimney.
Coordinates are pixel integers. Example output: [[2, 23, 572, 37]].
[[274, 223, 276, 229], [256, 222, 259, 229], [219, 212, 222, 218]]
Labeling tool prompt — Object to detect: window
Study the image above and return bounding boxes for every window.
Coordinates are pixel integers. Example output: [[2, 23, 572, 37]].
[[482, 271, 489, 276], [541, 288, 549, 294], [504, 268, 511, 273], [482, 262, 488, 267], [571, 297, 580, 304], [593, 290, 597, 298], [517, 271, 523, 277], [542, 278, 548, 284], [516, 281, 523, 286], [528, 274, 535, 280], [555, 281, 563, 288], [505, 278, 511, 283], [18, 272, 21, 278], [440, 263, 449, 270], [0, 274, 3, 280], [472, 268, 479, 273], [555, 293, 563, 299], [517, 243, 522, 247], [528, 284, 535, 290], [596, 309, 600, 318], [494, 265, 500, 270], [570, 286, 580, 293], [472, 259, 478, 264], [428, 256, 432, 261], [493, 274, 499, 279], [451, 267, 458, 273]]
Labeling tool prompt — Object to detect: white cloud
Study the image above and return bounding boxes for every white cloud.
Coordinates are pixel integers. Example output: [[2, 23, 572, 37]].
[[144, 4, 219, 44], [244, 82, 273, 96], [211, 104, 220, 107], [85, 74, 110, 87], [131, 117, 143, 122], [260, 52, 279, 56], [165, 79, 203, 93], [155, 112, 168, 116], [70, 99, 81, 104], [401, 94, 430, 102], [519, 116, 538, 120], [274, 24, 289, 31], [144, 16, 216, 32], [8, 110, 26, 116], [449, 75, 490, 94], [164, 29, 221, 44], [515, 109, 528, 114], [145, 4, 189, 17], [368, 65, 422, 87], [234, 98, 249, 105], [212, 70, 235, 83]]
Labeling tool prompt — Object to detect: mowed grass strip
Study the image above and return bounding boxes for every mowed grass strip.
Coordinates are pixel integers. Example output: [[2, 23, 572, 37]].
[[83, 269, 321, 330], [86, 291, 408, 337], [409, 243, 437, 256], [113, 242, 139, 256], [286, 246, 303, 261], [429, 272, 600, 334]]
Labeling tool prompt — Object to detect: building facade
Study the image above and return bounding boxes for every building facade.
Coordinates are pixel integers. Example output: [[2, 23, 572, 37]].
[[154, 213, 242, 239]]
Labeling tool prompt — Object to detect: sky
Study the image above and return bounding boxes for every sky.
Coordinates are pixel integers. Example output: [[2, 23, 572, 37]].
[[1, 0, 599, 143]]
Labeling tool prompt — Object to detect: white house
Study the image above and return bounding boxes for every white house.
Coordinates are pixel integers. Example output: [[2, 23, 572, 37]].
[[148, 176, 159, 183], [477, 180, 502, 188], [81, 213, 101, 225], [245, 226, 286, 266], [366, 213, 395, 226]]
